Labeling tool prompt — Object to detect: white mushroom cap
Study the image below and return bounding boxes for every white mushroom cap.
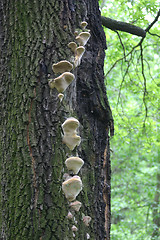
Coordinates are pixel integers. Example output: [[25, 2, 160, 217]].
[[62, 118, 81, 150], [86, 233, 90, 239], [65, 157, 84, 174], [81, 21, 88, 29], [58, 93, 64, 102], [52, 60, 73, 73], [70, 201, 82, 212], [76, 46, 85, 57], [62, 176, 82, 201], [76, 32, 91, 46], [68, 42, 77, 53], [72, 225, 78, 232], [83, 216, 92, 226], [62, 117, 79, 135], [74, 31, 79, 37], [49, 72, 75, 93], [63, 134, 81, 151], [66, 211, 73, 219], [74, 46, 85, 67]]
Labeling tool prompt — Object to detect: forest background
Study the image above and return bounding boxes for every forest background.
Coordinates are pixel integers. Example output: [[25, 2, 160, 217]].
[[0, 0, 159, 239], [100, 0, 160, 239]]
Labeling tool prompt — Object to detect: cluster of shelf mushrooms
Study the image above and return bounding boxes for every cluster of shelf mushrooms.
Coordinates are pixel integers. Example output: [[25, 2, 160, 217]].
[[49, 21, 91, 239]]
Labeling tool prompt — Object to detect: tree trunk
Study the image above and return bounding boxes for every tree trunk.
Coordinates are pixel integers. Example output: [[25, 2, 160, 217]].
[[152, 173, 160, 239], [0, 0, 113, 239]]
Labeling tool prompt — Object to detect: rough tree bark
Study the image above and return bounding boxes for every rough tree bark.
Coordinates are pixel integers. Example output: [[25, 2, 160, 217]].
[[0, 0, 113, 239]]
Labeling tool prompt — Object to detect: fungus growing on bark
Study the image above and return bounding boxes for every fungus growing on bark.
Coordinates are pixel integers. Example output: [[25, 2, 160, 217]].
[[62, 117, 79, 135], [58, 93, 64, 102], [52, 60, 73, 73], [49, 72, 75, 93], [76, 32, 91, 46], [68, 43, 85, 67], [72, 225, 78, 232], [74, 46, 85, 67], [63, 135, 81, 151], [65, 157, 84, 174], [66, 211, 73, 219], [74, 31, 79, 37], [68, 42, 77, 53], [63, 173, 71, 181], [62, 117, 81, 150], [83, 216, 92, 226], [86, 233, 90, 239], [48, 79, 55, 89], [70, 201, 82, 212], [62, 176, 82, 201], [81, 21, 88, 29]]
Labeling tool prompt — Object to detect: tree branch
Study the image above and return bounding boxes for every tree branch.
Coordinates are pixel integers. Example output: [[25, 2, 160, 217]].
[[145, 9, 160, 32], [101, 9, 160, 38], [101, 16, 146, 37], [140, 44, 148, 128], [105, 9, 160, 76], [115, 30, 126, 60], [148, 31, 160, 38]]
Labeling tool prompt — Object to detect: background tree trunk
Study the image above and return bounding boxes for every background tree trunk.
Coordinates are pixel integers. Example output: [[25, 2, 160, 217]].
[[0, 0, 113, 239], [152, 173, 160, 239]]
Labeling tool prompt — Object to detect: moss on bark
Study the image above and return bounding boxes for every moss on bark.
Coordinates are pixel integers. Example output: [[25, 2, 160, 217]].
[[0, 0, 112, 239]]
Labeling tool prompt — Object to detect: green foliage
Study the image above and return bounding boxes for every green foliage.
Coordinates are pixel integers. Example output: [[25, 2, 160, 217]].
[[100, 0, 160, 239]]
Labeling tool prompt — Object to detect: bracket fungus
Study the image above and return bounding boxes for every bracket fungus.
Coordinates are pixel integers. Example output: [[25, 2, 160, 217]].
[[68, 42, 77, 53], [62, 175, 82, 201], [83, 216, 92, 226], [66, 211, 73, 219], [65, 157, 84, 174], [62, 117, 79, 135], [72, 225, 78, 232], [76, 32, 91, 46], [49, 72, 75, 93], [80, 21, 88, 29], [74, 31, 79, 37], [70, 201, 82, 212], [48, 79, 55, 89], [58, 93, 64, 102], [63, 135, 81, 151], [52, 60, 73, 73], [62, 117, 81, 150], [74, 46, 85, 67], [86, 233, 90, 239], [63, 173, 71, 181]]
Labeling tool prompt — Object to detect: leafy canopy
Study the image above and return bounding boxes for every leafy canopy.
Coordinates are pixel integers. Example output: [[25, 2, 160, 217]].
[[100, 0, 160, 239]]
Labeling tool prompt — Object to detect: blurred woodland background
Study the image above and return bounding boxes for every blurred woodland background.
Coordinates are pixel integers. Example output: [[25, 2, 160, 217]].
[[100, 0, 160, 239]]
